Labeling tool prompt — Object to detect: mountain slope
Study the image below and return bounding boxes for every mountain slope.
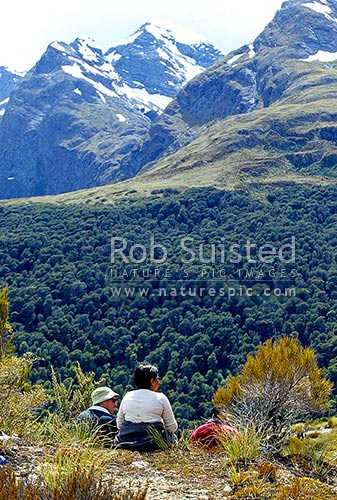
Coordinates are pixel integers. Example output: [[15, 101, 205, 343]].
[[0, 22, 221, 199], [116, 0, 337, 191], [0, 66, 24, 116], [4, 0, 337, 204]]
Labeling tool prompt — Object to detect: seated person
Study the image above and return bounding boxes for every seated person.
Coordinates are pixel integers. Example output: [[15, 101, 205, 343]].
[[191, 406, 239, 448], [77, 386, 119, 437], [114, 364, 178, 452]]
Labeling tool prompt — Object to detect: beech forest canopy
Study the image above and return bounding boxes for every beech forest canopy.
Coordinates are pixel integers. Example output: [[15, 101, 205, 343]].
[[0, 185, 336, 426]]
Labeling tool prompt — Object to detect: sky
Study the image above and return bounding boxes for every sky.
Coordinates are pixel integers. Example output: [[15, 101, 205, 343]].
[[1, 0, 285, 72]]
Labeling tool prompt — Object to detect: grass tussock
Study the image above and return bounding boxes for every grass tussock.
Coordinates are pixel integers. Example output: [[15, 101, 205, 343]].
[[217, 427, 263, 465], [0, 448, 147, 500], [284, 433, 337, 477], [271, 477, 337, 500], [327, 416, 337, 428], [30, 413, 114, 449]]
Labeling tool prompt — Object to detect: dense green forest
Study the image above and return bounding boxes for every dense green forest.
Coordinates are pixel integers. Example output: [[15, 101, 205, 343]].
[[1, 185, 337, 426]]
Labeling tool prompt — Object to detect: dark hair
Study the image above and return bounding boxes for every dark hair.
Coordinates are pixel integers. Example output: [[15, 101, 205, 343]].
[[210, 406, 223, 420], [134, 364, 159, 389]]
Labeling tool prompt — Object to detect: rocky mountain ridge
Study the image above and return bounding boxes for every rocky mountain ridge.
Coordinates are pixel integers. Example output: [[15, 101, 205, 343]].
[[3, 0, 337, 202], [0, 21, 222, 199], [114, 0, 337, 193]]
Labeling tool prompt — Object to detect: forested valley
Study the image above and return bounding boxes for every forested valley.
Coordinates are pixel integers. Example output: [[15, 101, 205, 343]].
[[1, 185, 337, 425]]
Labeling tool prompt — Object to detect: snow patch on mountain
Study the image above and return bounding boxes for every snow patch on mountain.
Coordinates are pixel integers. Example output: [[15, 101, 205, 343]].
[[76, 38, 102, 63], [145, 19, 211, 46], [227, 53, 245, 65], [0, 96, 9, 116], [302, 1, 337, 21], [0, 67, 24, 112], [51, 41, 67, 54], [248, 44, 256, 58], [303, 1, 331, 14], [156, 46, 203, 80], [114, 82, 172, 110], [116, 113, 126, 122], [99, 62, 120, 80], [62, 64, 118, 97], [2, 68, 25, 77], [301, 49, 337, 61], [226, 44, 255, 67]]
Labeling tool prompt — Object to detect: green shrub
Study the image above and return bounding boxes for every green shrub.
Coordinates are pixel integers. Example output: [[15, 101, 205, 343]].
[[0, 288, 48, 435]]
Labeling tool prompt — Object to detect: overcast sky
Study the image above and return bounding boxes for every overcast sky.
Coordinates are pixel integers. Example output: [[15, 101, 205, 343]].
[[1, 0, 285, 71]]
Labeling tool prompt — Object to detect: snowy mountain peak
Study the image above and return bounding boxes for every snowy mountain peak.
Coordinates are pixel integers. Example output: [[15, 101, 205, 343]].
[[0, 21, 223, 199], [105, 20, 222, 110], [48, 38, 104, 68], [37, 21, 222, 115], [133, 19, 212, 47], [70, 37, 104, 64]]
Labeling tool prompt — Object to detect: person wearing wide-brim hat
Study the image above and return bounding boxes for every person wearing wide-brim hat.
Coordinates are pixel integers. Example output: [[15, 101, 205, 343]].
[[77, 386, 119, 437]]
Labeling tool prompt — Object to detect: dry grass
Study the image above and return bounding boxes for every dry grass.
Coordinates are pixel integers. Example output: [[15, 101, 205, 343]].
[[0, 443, 147, 500], [1, 436, 337, 500]]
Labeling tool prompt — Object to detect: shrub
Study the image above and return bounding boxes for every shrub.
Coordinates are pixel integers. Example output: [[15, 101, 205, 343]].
[[213, 337, 333, 452], [0, 288, 48, 434], [49, 363, 105, 420], [32, 363, 108, 446]]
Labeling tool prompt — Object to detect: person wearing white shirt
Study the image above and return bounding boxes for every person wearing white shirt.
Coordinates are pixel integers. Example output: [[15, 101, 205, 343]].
[[114, 364, 178, 451]]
